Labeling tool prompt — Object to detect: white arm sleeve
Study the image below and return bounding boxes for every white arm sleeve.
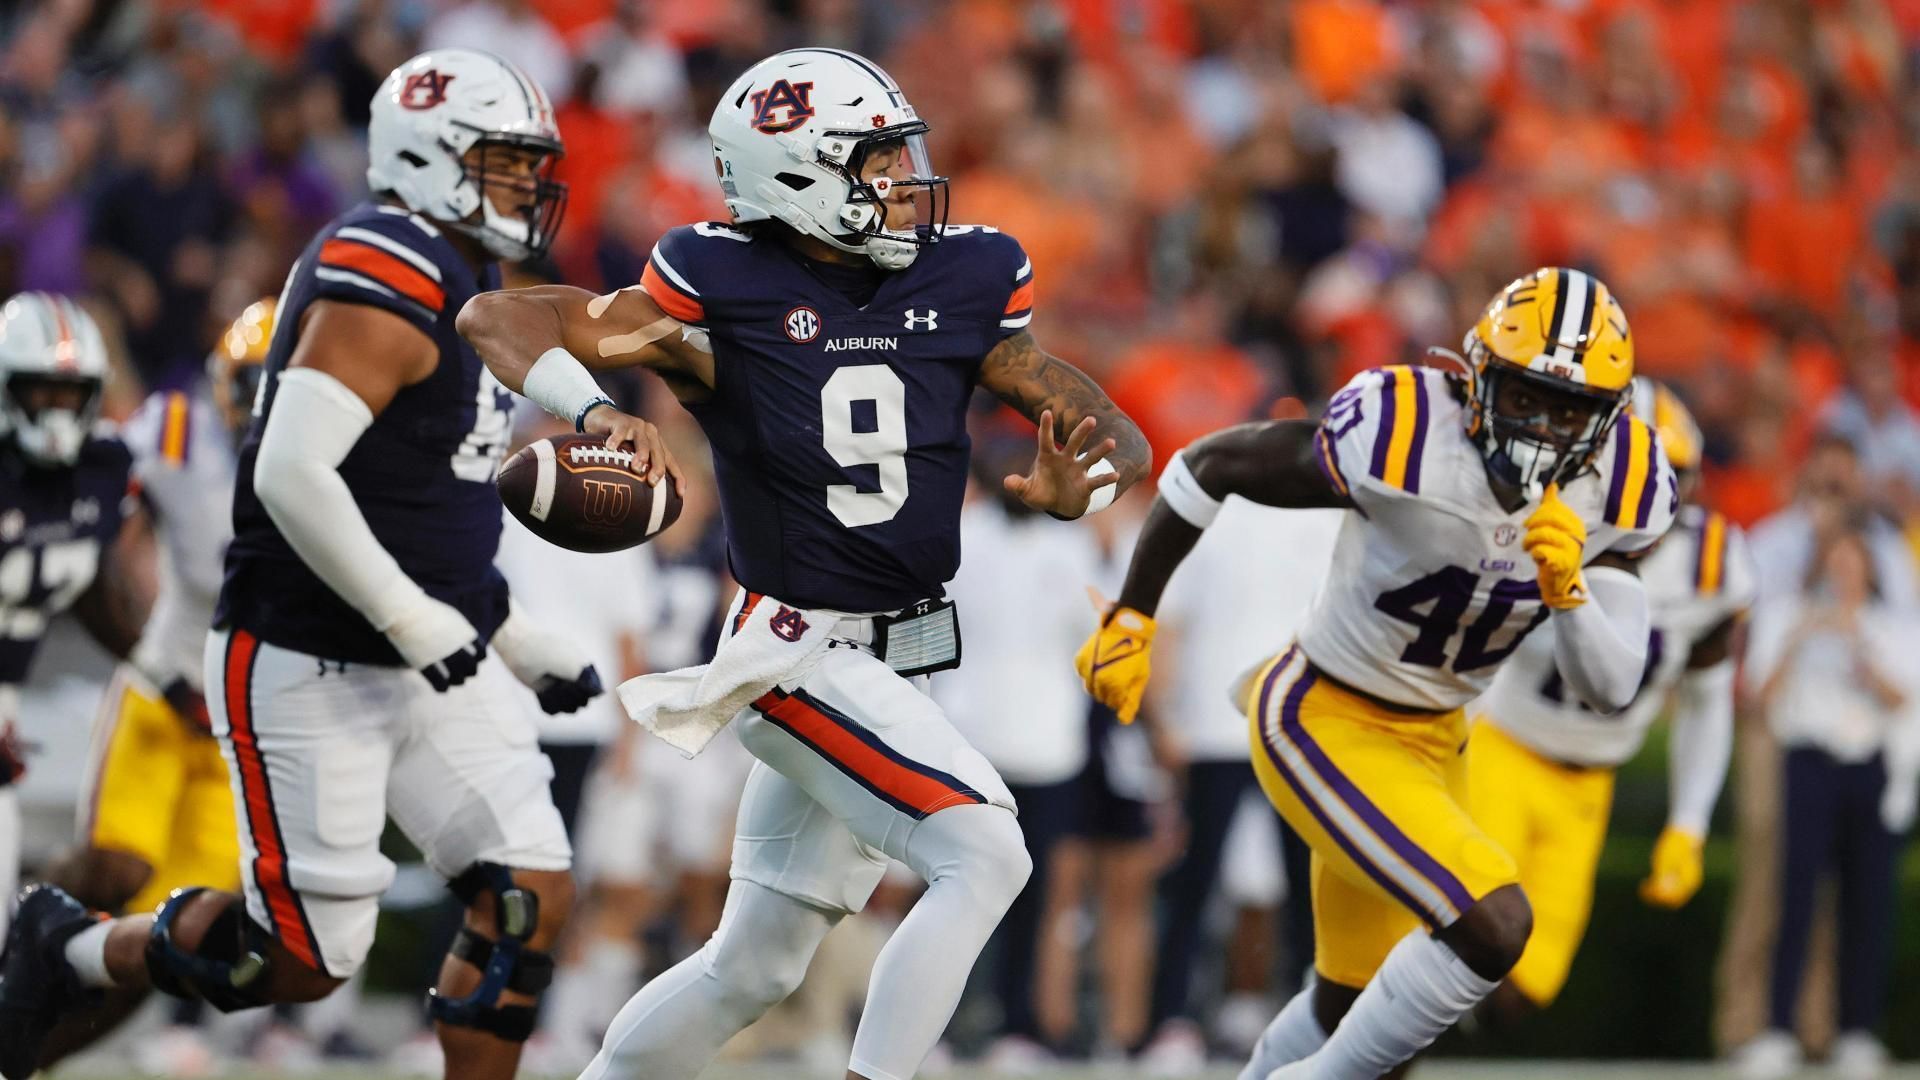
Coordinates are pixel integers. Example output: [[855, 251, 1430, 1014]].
[[1666, 660, 1735, 835], [252, 368, 432, 632], [1549, 565, 1649, 714]]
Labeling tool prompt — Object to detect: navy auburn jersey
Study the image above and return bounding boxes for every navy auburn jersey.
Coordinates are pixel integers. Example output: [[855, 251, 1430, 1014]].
[[220, 202, 513, 664], [0, 437, 134, 684], [640, 222, 1035, 613]]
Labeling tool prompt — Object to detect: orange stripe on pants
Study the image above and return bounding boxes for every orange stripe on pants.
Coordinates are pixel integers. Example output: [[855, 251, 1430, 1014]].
[[223, 630, 320, 970], [752, 690, 980, 818]]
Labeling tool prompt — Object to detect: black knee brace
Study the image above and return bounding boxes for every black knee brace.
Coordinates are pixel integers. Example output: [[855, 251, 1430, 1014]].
[[144, 888, 274, 1013], [427, 862, 555, 1042]]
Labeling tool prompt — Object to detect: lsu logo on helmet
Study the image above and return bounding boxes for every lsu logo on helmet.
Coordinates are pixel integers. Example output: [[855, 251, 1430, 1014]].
[[750, 79, 815, 134]]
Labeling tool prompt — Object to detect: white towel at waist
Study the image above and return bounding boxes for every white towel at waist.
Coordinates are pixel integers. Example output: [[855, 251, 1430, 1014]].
[[618, 592, 852, 757]]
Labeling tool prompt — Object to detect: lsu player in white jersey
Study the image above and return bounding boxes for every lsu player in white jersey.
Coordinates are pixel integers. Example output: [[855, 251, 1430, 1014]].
[[1466, 377, 1752, 1022], [51, 301, 272, 920], [1082, 268, 1677, 1080]]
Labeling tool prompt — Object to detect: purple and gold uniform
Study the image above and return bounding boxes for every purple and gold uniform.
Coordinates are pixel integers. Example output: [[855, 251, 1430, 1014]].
[[1246, 363, 1676, 987]]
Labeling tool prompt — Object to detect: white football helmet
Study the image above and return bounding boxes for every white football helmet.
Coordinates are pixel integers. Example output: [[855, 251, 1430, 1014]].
[[710, 48, 949, 270], [0, 292, 108, 467], [367, 49, 567, 262]]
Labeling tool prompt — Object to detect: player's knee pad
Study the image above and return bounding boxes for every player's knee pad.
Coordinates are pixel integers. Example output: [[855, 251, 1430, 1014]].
[[144, 887, 275, 1013], [426, 862, 555, 1043]]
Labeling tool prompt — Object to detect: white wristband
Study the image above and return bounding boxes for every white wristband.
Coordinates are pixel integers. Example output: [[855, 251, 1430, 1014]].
[[1159, 451, 1223, 528], [523, 347, 613, 431]]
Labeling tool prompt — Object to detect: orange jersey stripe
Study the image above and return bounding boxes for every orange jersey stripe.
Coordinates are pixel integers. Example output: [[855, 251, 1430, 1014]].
[[318, 238, 445, 313], [159, 392, 190, 465], [754, 691, 981, 817], [1003, 279, 1035, 315], [640, 261, 705, 323], [223, 631, 319, 971]]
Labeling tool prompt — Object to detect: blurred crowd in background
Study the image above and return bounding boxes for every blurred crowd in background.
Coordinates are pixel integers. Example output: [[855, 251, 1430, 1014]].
[[6, 0, 1920, 1074]]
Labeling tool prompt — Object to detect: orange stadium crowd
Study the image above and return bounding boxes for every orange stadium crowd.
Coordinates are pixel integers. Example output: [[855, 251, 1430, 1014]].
[[4, 0, 1917, 535]]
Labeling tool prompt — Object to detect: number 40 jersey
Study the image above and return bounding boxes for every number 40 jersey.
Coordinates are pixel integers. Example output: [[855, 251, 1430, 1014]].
[[1296, 365, 1678, 712], [640, 221, 1035, 615]]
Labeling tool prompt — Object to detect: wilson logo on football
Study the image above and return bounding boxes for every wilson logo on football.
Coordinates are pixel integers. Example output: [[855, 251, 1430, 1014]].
[[579, 478, 634, 526], [399, 70, 455, 110], [785, 306, 821, 343], [750, 79, 815, 134]]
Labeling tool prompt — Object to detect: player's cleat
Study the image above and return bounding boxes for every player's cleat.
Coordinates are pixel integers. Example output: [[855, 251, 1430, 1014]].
[[0, 885, 103, 1080]]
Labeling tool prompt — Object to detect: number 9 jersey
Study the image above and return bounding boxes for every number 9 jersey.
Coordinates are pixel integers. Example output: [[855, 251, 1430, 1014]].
[[640, 221, 1034, 614], [1299, 364, 1678, 711]]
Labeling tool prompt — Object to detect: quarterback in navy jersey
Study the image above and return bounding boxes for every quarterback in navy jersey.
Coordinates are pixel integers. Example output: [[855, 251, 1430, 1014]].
[[0, 293, 152, 937], [1, 52, 595, 1080], [462, 47, 1151, 1080]]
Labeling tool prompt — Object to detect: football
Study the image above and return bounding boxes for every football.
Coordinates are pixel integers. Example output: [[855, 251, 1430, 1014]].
[[496, 434, 682, 553]]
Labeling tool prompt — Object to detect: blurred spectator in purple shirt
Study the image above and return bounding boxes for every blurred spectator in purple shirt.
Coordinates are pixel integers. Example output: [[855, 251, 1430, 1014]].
[[87, 114, 234, 391]]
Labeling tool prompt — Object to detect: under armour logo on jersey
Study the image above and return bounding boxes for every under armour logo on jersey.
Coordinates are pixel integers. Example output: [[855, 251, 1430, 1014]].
[[785, 306, 821, 343], [399, 70, 455, 110], [769, 605, 811, 642], [750, 80, 815, 134], [903, 309, 939, 331]]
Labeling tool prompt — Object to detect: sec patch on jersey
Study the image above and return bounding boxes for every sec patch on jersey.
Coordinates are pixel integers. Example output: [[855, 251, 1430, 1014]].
[[497, 434, 681, 552]]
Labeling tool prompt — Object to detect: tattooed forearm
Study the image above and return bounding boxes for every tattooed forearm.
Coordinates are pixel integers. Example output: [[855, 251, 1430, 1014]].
[[980, 330, 1153, 488]]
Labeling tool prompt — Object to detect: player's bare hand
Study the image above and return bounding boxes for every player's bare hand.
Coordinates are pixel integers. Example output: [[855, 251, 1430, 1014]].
[[1003, 411, 1117, 518], [583, 404, 685, 494]]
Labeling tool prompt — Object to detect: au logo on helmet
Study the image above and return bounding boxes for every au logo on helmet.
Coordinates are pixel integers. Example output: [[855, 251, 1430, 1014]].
[[750, 79, 815, 134], [399, 70, 455, 111]]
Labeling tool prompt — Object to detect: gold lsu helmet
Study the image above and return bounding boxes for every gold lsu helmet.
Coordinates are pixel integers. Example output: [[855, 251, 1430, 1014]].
[[208, 297, 275, 433], [1462, 267, 1634, 498], [1628, 376, 1701, 472]]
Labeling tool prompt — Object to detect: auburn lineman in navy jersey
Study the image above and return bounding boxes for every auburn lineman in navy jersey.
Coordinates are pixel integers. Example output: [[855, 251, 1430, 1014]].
[[1, 52, 599, 1080], [462, 48, 1151, 1080]]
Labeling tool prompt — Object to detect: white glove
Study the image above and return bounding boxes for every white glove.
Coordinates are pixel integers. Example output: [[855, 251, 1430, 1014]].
[[380, 594, 485, 692], [492, 605, 603, 714], [1882, 770, 1917, 833]]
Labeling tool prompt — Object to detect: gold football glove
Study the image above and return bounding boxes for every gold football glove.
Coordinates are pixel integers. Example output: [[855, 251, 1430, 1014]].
[[1075, 604, 1157, 725], [1524, 483, 1589, 610], [1639, 827, 1705, 909]]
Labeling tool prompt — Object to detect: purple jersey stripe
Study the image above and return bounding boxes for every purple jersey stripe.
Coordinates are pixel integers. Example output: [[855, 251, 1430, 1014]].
[[1404, 370, 1430, 494], [1369, 369, 1397, 482], [1603, 420, 1631, 523], [1253, 651, 1435, 923], [1633, 429, 1660, 528], [1279, 665, 1477, 919]]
